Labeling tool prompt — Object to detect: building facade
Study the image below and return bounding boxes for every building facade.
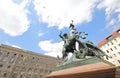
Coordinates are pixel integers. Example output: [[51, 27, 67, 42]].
[[98, 29, 120, 66], [0, 44, 60, 78]]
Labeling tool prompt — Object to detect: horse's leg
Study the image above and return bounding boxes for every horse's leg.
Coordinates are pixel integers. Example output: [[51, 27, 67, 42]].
[[62, 48, 67, 59], [62, 52, 67, 59]]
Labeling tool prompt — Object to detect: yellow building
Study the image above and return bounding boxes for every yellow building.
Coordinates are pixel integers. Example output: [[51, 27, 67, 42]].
[[98, 29, 120, 66], [0, 44, 60, 78]]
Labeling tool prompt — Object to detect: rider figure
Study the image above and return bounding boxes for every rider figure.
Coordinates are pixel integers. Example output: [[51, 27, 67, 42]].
[[59, 32, 69, 59], [59, 29, 80, 59]]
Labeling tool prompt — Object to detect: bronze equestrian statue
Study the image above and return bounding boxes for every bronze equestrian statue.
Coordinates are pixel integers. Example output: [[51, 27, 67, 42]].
[[59, 21, 108, 60]]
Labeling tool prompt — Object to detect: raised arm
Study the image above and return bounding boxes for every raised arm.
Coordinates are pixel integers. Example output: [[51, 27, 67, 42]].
[[59, 32, 63, 39]]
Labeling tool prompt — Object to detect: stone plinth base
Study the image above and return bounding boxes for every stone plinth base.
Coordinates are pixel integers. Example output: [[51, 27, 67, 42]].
[[47, 62, 116, 78]]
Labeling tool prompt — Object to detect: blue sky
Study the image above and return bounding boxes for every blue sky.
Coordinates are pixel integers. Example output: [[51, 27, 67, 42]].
[[0, 0, 120, 57]]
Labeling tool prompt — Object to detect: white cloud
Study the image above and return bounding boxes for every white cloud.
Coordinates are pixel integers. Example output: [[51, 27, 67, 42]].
[[4, 41, 21, 49], [118, 14, 120, 22], [38, 40, 63, 57], [33, 0, 98, 29], [12, 45, 21, 49], [38, 32, 44, 37], [108, 19, 116, 26], [0, 0, 30, 36], [97, 0, 120, 30]]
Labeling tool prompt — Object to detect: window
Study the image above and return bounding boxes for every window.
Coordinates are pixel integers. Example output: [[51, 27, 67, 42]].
[[106, 50, 109, 53], [0, 50, 3, 57], [40, 75, 43, 78], [0, 64, 3, 68], [118, 52, 120, 55], [17, 59, 22, 64], [45, 69, 48, 73], [113, 54, 117, 57], [3, 72, 7, 77], [0, 71, 2, 76], [33, 74, 37, 78], [111, 41, 114, 45], [109, 56, 112, 58], [49, 70, 52, 73], [40, 69, 43, 73], [25, 74, 31, 78], [21, 55, 23, 57], [2, 56, 8, 62], [118, 60, 120, 64], [10, 58, 15, 63], [20, 74, 24, 78], [114, 46, 117, 50], [11, 72, 17, 78], [28, 68, 32, 73], [114, 38, 117, 42], [16, 66, 22, 71], [17, 55, 24, 64], [1, 52, 10, 62], [9, 53, 17, 63], [110, 48, 113, 51], [7, 65, 11, 69], [21, 67, 26, 71], [34, 68, 39, 73]]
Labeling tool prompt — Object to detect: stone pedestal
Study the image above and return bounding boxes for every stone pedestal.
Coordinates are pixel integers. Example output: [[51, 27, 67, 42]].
[[47, 62, 116, 78]]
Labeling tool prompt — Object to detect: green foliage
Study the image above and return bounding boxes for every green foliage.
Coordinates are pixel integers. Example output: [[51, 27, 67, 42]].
[[117, 66, 120, 68]]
